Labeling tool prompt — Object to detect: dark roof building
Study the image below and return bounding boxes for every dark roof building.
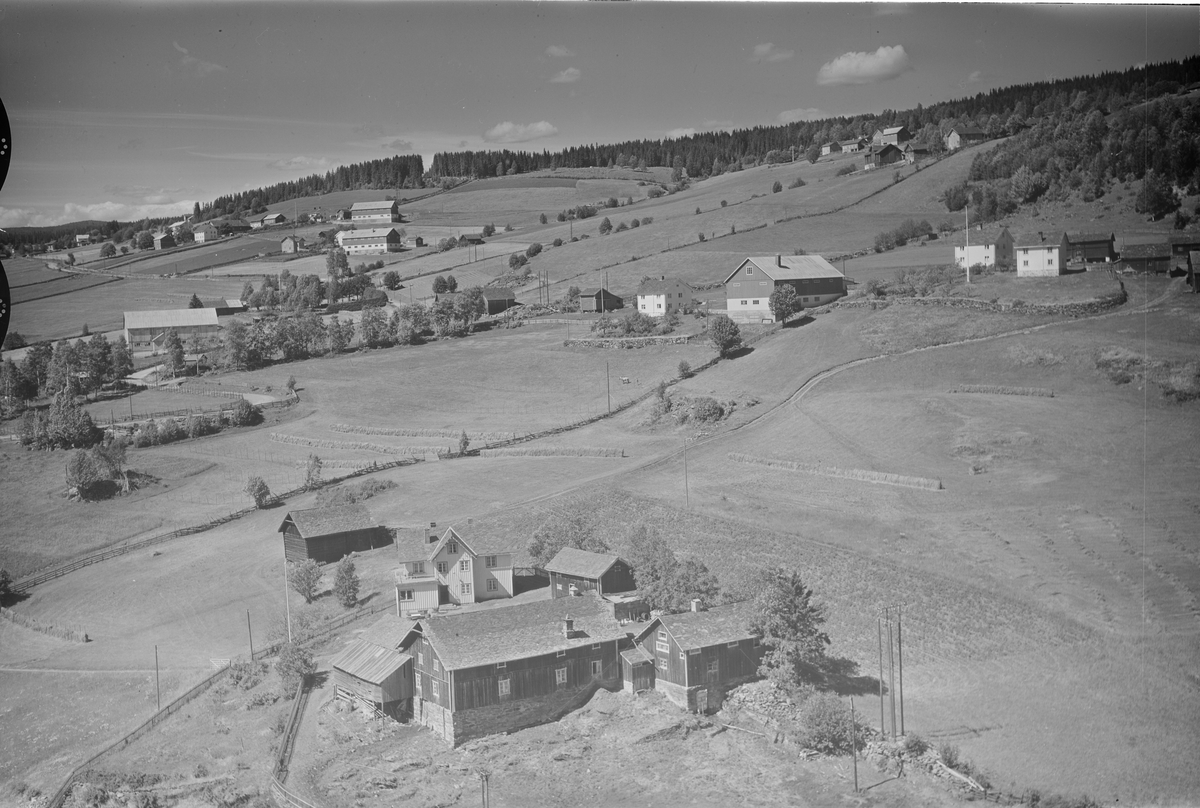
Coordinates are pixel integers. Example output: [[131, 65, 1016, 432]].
[[544, 547, 636, 600], [945, 124, 988, 151], [1120, 242, 1173, 274], [398, 592, 627, 745], [480, 288, 518, 315], [579, 288, 624, 312], [278, 503, 389, 563], [632, 601, 763, 713], [864, 143, 904, 169], [1066, 232, 1117, 264], [351, 200, 400, 222]]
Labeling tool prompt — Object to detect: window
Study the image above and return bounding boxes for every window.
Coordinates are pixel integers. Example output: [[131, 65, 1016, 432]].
[[731, 282, 740, 287], [707, 660, 719, 675], [803, 297, 810, 303], [417, 651, 424, 665], [688, 649, 700, 656], [487, 579, 497, 592], [436, 561, 447, 575], [659, 657, 668, 672], [657, 303, 662, 309], [432, 680, 440, 697], [460, 582, 472, 595], [727, 641, 740, 648], [656, 639, 670, 653], [746, 267, 753, 275], [1023, 260, 1029, 267], [498, 676, 511, 696], [592, 642, 601, 650], [485, 555, 497, 568], [448, 541, 458, 554], [591, 660, 602, 677], [557, 650, 567, 658], [398, 589, 414, 601], [496, 661, 506, 670], [740, 300, 747, 305], [679, 652, 686, 660], [413, 561, 424, 574], [556, 667, 568, 686], [433, 659, 440, 672], [415, 677, 422, 694], [556, 583, 564, 591], [658, 631, 667, 640], [459, 559, 470, 572], [752, 300, 759, 305]]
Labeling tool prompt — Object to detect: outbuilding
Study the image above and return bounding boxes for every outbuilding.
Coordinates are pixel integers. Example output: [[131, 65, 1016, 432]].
[[872, 126, 911, 146], [336, 227, 406, 255], [351, 201, 400, 223], [578, 288, 624, 312], [152, 232, 176, 250], [330, 615, 415, 718], [944, 124, 988, 151], [820, 142, 841, 156], [124, 308, 220, 349], [278, 503, 389, 564], [864, 144, 903, 170], [544, 547, 636, 600], [1066, 232, 1117, 264], [1119, 242, 1172, 274], [480, 288, 518, 315], [281, 235, 306, 254], [723, 255, 846, 323]]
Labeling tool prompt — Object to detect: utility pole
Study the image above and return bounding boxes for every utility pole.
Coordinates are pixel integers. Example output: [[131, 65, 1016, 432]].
[[888, 613, 897, 739], [605, 361, 611, 413], [878, 616, 886, 735], [284, 555, 293, 643], [850, 696, 859, 793], [683, 437, 689, 508], [965, 205, 971, 284], [898, 604, 905, 736], [154, 645, 161, 711], [247, 610, 254, 659]]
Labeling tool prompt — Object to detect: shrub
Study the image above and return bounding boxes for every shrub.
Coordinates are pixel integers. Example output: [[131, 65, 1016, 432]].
[[631, 218, 640, 228], [229, 398, 259, 427], [695, 206, 702, 215], [157, 418, 184, 443], [772, 181, 783, 193], [938, 742, 961, 769], [640, 216, 653, 225], [276, 642, 316, 694], [552, 238, 563, 247], [691, 397, 723, 422], [677, 360, 692, 379], [525, 242, 543, 258], [721, 200, 728, 207], [244, 476, 272, 508], [288, 559, 322, 603], [798, 693, 862, 754], [788, 177, 806, 189], [903, 734, 929, 756], [835, 163, 857, 176], [698, 233, 706, 242], [646, 186, 665, 198], [616, 221, 629, 232], [333, 556, 360, 608]]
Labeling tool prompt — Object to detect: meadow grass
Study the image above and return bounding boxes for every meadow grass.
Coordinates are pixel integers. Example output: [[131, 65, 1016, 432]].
[[727, 451, 943, 490]]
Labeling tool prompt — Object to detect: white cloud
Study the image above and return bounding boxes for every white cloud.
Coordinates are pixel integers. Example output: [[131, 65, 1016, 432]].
[[353, 123, 387, 137], [173, 41, 226, 78], [817, 45, 911, 86], [751, 43, 794, 64], [483, 121, 558, 143], [266, 155, 334, 171], [968, 70, 982, 83], [0, 200, 196, 228], [546, 45, 574, 58], [383, 138, 415, 152], [665, 127, 697, 139], [0, 206, 61, 228], [778, 107, 828, 123], [551, 67, 581, 84]]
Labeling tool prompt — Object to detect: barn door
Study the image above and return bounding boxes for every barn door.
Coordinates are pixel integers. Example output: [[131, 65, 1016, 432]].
[[695, 688, 708, 714], [633, 662, 654, 693]]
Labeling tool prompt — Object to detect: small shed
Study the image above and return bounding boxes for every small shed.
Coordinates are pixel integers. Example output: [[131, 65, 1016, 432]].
[[579, 288, 624, 312], [153, 232, 176, 250], [330, 640, 413, 718], [544, 547, 636, 599], [864, 144, 903, 170], [1120, 243, 1172, 275], [1067, 232, 1117, 264], [480, 288, 518, 315], [281, 235, 306, 254], [278, 504, 389, 563]]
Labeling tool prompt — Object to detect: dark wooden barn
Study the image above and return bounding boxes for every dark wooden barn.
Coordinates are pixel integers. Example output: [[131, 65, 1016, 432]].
[[399, 593, 625, 746], [1120, 242, 1173, 274], [1189, 251, 1200, 293], [1067, 232, 1117, 264], [633, 600, 763, 714], [480, 288, 518, 315], [329, 639, 413, 718], [278, 504, 388, 563], [544, 547, 636, 599], [579, 288, 624, 312]]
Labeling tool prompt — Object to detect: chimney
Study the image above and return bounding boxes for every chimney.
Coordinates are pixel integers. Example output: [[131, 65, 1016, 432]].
[[1038, 231, 1045, 243], [690, 598, 703, 613], [426, 521, 438, 544], [563, 616, 575, 638], [776, 254, 783, 267]]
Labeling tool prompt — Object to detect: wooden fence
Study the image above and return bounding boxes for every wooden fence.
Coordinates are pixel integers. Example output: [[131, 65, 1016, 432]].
[[12, 456, 420, 594]]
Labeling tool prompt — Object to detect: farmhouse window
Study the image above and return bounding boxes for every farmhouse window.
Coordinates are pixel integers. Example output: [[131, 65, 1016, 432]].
[[413, 561, 424, 574], [659, 657, 668, 672], [731, 282, 740, 287], [434, 659, 440, 672], [688, 649, 700, 655], [485, 555, 497, 568], [399, 589, 414, 601], [741, 300, 747, 305], [556, 667, 568, 686], [679, 652, 686, 660], [1023, 260, 1029, 267], [557, 650, 567, 658], [459, 559, 470, 572], [746, 267, 753, 275], [591, 660, 602, 677], [448, 542, 458, 554], [460, 582, 472, 595], [657, 303, 662, 309], [496, 661, 506, 670], [436, 562, 447, 574], [432, 680, 440, 698], [487, 579, 497, 592], [557, 583, 564, 591], [415, 677, 422, 694], [707, 660, 719, 675], [727, 641, 739, 648], [592, 643, 602, 650], [752, 300, 759, 305], [656, 639, 670, 654], [418, 651, 424, 665], [499, 677, 511, 696]]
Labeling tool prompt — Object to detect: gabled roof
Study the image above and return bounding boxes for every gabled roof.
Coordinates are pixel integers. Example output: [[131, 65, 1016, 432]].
[[952, 225, 1012, 247], [838, 138, 865, 146], [951, 124, 987, 137], [544, 547, 624, 579], [620, 646, 654, 667], [262, 212, 286, 221], [637, 277, 692, 295], [124, 308, 219, 330], [412, 591, 624, 670], [579, 288, 622, 298], [1121, 242, 1172, 259], [1167, 234, 1200, 247], [480, 288, 516, 301], [904, 142, 931, 153], [1012, 231, 1066, 248], [635, 601, 756, 651], [338, 227, 402, 240], [351, 201, 398, 211], [880, 126, 908, 135], [1067, 232, 1115, 245], [359, 613, 418, 649], [278, 503, 376, 538], [723, 255, 844, 285], [330, 639, 411, 685]]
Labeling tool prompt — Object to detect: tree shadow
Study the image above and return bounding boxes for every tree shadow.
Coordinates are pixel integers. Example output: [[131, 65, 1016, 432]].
[[0, 588, 31, 608], [782, 314, 814, 329], [724, 345, 756, 360], [310, 670, 331, 688], [357, 591, 378, 607], [813, 656, 882, 697]]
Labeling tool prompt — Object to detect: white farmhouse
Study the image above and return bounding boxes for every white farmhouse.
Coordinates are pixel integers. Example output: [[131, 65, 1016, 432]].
[[1014, 231, 1068, 277], [394, 523, 516, 615], [636, 276, 693, 317], [336, 227, 405, 255], [955, 225, 1015, 270]]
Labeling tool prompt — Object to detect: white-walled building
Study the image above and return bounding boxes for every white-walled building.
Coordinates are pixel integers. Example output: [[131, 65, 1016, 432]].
[[636, 276, 693, 317], [124, 308, 220, 349], [723, 255, 846, 323], [336, 227, 405, 255], [394, 524, 516, 615], [1014, 232, 1068, 277], [955, 225, 1015, 270]]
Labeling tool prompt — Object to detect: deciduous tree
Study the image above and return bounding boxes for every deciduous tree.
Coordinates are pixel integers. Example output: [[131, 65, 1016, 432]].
[[100, 242, 116, 259], [768, 285, 800, 322], [276, 642, 316, 694], [333, 557, 360, 608], [527, 511, 611, 568], [708, 314, 742, 358], [244, 475, 272, 508]]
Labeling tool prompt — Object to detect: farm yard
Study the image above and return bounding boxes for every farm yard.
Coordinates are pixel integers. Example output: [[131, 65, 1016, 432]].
[[3, 137, 1200, 808]]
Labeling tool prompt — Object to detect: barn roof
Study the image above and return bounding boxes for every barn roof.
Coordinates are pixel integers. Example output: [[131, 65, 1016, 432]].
[[330, 639, 411, 685], [124, 308, 219, 330], [951, 124, 986, 137], [579, 287, 621, 298], [351, 201, 398, 211], [359, 613, 418, 649], [1167, 234, 1200, 247], [544, 547, 624, 579], [725, 255, 844, 285], [480, 288, 516, 301], [1121, 242, 1172, 259], [637, 601, 756, 651], [838, 138, 865, 146], [416, 592, 624, 670], [338, 227, 402, 240], [278, 503, 376, 538]]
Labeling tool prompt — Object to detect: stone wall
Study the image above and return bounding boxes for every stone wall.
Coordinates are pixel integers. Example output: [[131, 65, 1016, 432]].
[[451, 678, 620, 745], [655, 675, 759, 714], [836, 285, 1126, 318]]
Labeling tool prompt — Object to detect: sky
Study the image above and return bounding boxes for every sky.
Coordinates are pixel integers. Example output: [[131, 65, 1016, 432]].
[[0, 1, 1196, 228]]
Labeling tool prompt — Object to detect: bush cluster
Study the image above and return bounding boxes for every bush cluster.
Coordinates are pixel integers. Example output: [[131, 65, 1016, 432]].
[[835, 163, 857, 176], [873, 219, 934, 252]]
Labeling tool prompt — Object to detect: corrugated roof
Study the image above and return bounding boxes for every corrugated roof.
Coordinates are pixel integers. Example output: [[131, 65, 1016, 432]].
[[351, 201, 398, 211], [1121, 242, 1171, 259], [620, 646, 654, 666], [726, 255, 844, 284], [544, 547, 623, 579], [360, 613, 419, 649], [124, 309, 219, 330], [645, 601, 756, 651], [419, 592, 625, 670], [279, 503, 376, 538], [330, 639, 411, 684], [338, 227, 402, 240], [637, 277, 692, 295]]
